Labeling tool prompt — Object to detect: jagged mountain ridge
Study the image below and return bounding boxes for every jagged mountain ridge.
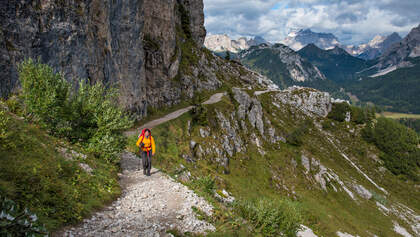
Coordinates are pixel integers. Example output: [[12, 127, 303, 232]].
[[281, 29, 340, 51], [355, 32, 402, 60], [239, 43, 326, 85], [281, 29, 402, 60], [372, 24, 420, 75], [204, 34, 269, 53]]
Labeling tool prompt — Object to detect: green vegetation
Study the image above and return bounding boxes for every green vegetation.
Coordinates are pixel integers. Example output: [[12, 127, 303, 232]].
[[297, 44, 368, 84], [362, 117, 419, 180], [286, 119, 312, 146], [0, 59, 131, 233], [397, 118, 420, 135], [18, 59, 133, 163], [0, 107, 120, 231], [328, 102, 351, 122], [328, 102, 375, 124], [234, 198, 302, 236], [0, 197, 47, 236], [348, 57, 420, 113], [177, 2, 192, 39]]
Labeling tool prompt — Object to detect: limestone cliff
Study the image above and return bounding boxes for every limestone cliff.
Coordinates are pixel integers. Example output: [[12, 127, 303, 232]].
[[0, 0, 210, 118]]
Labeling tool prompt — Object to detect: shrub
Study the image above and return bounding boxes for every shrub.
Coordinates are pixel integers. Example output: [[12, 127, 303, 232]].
[[0, 197, 47, 236], [397, 118, 420, 135], [18, 58, 71, 135], [190, 96, 208, 126], [0, 108, 9, 140], [69, 82, 133, 163], [287, 119, 312, 146], [321, 120, 333, 130], [350, 106, 375, 124], [328, 102, 351, 122], [191, 175, 215, 195], [17, 59, 133, 162], [234, 198, 302, 237]]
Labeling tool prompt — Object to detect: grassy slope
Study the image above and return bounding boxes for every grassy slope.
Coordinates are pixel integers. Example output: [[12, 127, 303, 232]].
[[0, 111, 120, 231], [127, 92, 419, 236]]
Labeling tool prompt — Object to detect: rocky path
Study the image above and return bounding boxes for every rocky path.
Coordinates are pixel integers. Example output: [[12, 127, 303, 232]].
[[62, 152, 215, 236], [60, 94, 229, 236], [125, 92, 226, 137]]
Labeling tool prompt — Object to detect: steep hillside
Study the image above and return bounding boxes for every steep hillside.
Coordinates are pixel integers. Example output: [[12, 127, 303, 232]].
[[298, 44, 368, 84], [135, 86, 420, 236]]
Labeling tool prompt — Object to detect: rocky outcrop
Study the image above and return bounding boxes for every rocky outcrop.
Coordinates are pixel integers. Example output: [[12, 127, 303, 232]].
[[232, 88, 264, 135], [272, 86, 331, 117], [0, 0, 209, 118]]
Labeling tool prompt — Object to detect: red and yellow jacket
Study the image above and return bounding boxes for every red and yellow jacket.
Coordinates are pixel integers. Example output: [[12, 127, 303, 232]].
[[136, 130, 155, 155]]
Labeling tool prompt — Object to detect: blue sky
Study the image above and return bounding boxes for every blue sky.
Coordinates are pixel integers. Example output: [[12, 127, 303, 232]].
[[203, 0, 420, 45]]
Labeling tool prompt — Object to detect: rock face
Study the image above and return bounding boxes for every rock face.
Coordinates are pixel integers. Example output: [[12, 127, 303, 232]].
[[374, 24, 420, 71], [0, 0, 207, 118], [273, 86, 332, 117], [345, 32, 402, 60]]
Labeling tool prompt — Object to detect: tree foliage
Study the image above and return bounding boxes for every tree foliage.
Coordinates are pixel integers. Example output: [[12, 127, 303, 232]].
[[362, 117, 419, 180]]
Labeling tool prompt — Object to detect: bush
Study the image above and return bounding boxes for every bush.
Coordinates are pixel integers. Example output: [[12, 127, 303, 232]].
[[327, 102, 351, 122], [321, 120, 333, 130], [350, 106, 375, 124], [18, 58, 71, 135], [69, 82, 133, 162], [397, 118, 420, 135], [191, 102, 208, 126], [234, 198, 302, 237], [0, 108, 10, 140], [287, 120, 312, 146], [362, 117, 419, 180], [0, 197, 47, 236], [17, 59, 133, 162], [191, 175, 215, 195]]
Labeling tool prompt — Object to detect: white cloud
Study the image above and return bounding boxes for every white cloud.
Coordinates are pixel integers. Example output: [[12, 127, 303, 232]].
[[203, 0, 420, 44]]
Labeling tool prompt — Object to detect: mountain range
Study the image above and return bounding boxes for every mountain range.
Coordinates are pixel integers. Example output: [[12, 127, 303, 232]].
[[205, 29, 403, 61], [236, 24, 420, 113], [204, 34, 268, 53]]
